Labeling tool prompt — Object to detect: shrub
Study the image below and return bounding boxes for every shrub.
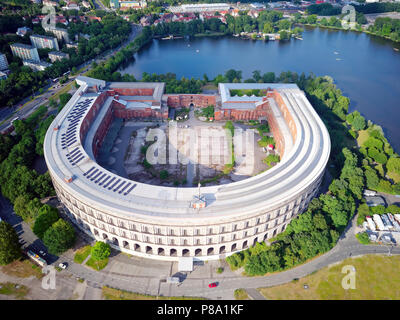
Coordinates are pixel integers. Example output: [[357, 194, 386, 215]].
[[160, 170, 169, 180], [356, 232, 370, 245], [91, 241, 111, 261]]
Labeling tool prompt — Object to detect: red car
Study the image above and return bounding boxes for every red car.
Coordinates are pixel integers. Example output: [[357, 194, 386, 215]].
[[208, 282, 218, 288]]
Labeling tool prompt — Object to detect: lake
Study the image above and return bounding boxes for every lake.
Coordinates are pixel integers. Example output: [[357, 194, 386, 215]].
[[121, 27, 400, 152]]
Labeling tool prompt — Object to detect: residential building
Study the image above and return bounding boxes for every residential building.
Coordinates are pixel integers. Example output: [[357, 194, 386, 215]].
[[169, 3, 231, 13], [44, 26, 70, 43], [66, 43, 78, 50], [16, 27, 32, 37], [30, 34, 59, 51], [43, 0, 59, 6], [63, 1, 80, 10], [23, 59, 52, 71], [250, 2, 266, 9], [0, 53, 9, 71], [10, 43, 40, 62], [81, 1, 91, 8], [48, 51, 70, 62], [110, 0, 147, 9]]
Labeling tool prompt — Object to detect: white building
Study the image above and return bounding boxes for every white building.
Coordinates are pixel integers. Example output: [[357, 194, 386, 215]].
[[30, 34, 59, 51], [48, 51, 70, 62], [44, 77, 330, 261], [63, 1, 80, 10], [16, 27, 32, 37], [44, 26, 70, 43], [0, 53, 8, 71], [10, 43, 40, 62], [23, 59, 52, 71], [170, 3, 231, 13]]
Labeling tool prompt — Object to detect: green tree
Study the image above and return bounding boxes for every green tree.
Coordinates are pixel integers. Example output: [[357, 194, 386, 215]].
[[0, 221, 21, 265], [59, 93, 72, 108], [33, 204, 59, 239], [377, 180, 392, 193], [357, 203, 370, 225], [352, 114, 366, 131], [364, 166, 379, 189], [91, 241, 111, 261], [387, 157, 400, 175], [43, 219, 76, 255], [13, 194, 31, 221]]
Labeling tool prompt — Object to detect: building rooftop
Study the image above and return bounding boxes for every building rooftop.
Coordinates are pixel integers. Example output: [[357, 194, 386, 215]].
[[44, 77, 330, 222], [107, 81, 165, 102], [30, 34, 57, 40], [49, 51, 69, 56], [10, 43, 35, 49]]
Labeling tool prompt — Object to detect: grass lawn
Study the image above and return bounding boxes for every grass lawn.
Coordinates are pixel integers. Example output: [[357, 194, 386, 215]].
[[50, 81, 75, 104], [356, 129, 369, 147], [102, 286, 205, 300], [74, 245, 92, 264], [387, 171, 400, 184], [0, 282, 29, 299], [234, 289, 250, 300], [375, 163, 385, 177], [85, 257, 109, 271], [259, 255, 400, 300], [0, 258, 43, 279]]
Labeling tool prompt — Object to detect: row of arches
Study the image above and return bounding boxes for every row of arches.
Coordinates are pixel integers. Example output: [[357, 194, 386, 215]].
[[90, 226, 276, 257]]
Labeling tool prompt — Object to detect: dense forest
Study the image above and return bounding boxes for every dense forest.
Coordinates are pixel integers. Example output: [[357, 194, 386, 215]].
[[367, 17, 400, 42], [355, 2, 400, 14], [306, 3, 341, 16]]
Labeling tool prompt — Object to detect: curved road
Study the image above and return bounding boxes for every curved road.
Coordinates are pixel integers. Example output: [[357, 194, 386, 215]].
[[1, 192, 399, 300]]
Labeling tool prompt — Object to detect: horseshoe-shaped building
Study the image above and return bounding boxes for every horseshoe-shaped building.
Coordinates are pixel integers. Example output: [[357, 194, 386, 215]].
[[44, 76, 330, 260]]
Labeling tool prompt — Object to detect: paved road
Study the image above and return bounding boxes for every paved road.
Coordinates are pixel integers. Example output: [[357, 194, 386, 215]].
[[246, 288, 266, 300], [2, 188, 400, 300], [93, 0, 111, 12]]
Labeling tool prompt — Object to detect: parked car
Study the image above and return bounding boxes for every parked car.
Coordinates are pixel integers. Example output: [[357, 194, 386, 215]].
[[208, 282, 218, 288], [59, 262, 68, 269]]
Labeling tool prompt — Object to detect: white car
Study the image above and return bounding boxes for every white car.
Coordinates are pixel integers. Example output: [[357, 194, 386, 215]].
[[59, 262, 67, 269]]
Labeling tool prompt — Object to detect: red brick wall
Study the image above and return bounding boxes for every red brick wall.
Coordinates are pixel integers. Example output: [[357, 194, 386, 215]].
[[167, 95, 216, 108], [265, 104, 285, 158], [112, 100, 167, 119], [272, 90, 297, 142], [80, 92, 108, 141], [92, 106, 113, 158], [216, 101, 269, 121], [110, 88, 154, 96]]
